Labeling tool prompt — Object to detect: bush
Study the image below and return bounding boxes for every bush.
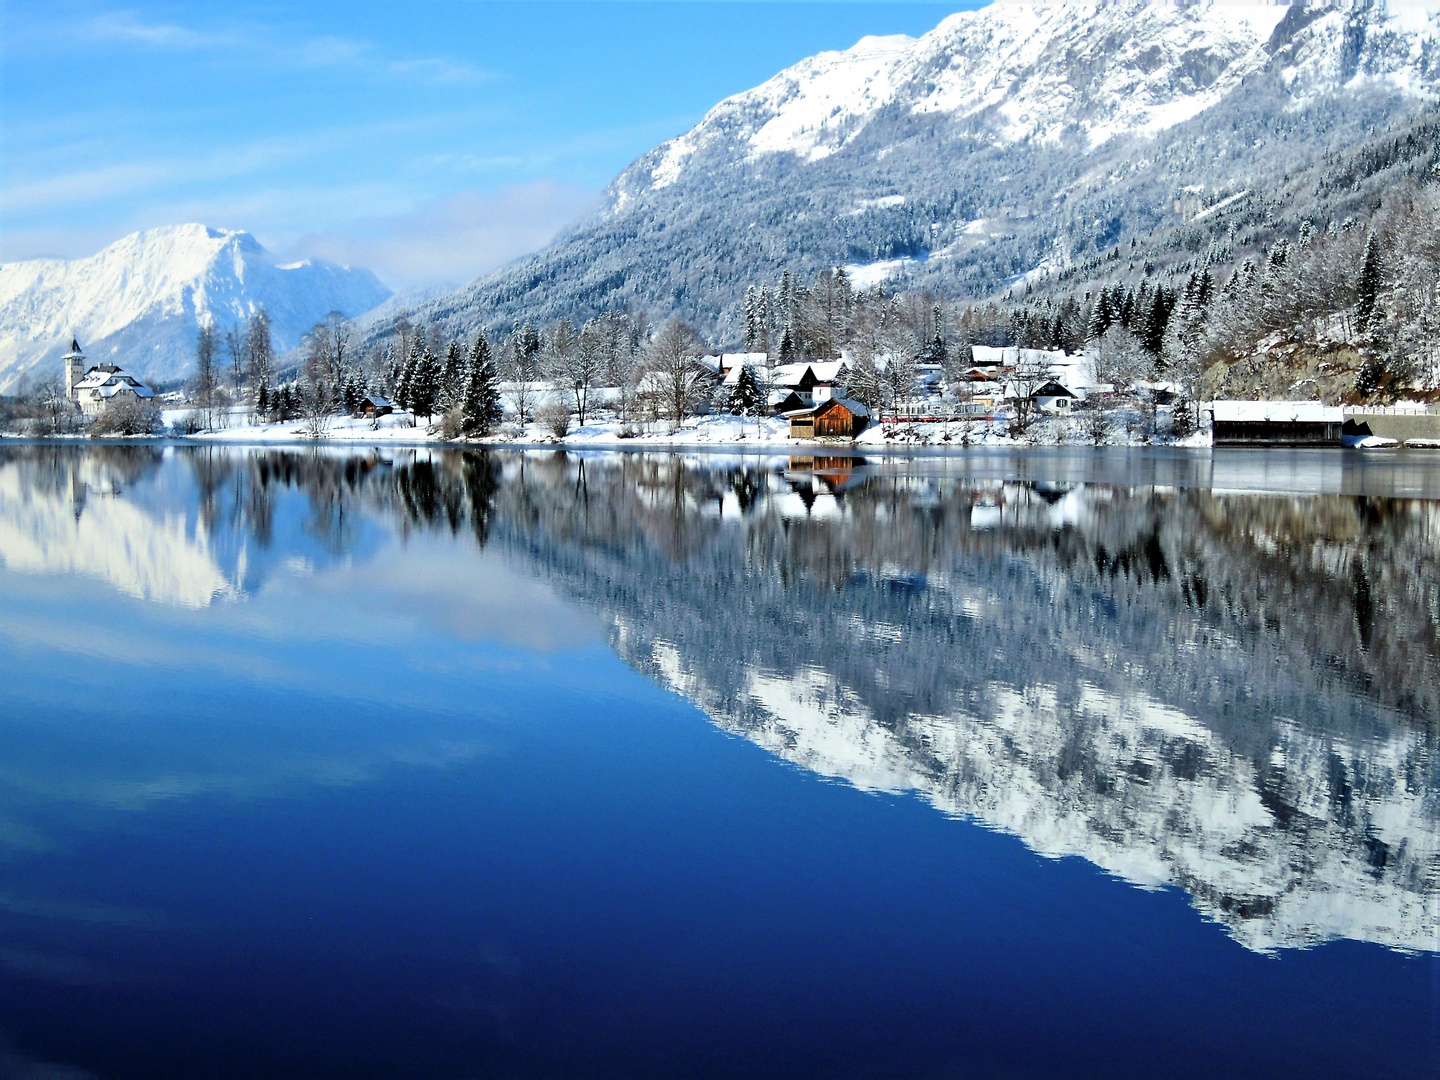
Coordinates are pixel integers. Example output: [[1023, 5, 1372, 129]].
[[440, 405, 465, 440], [89, 396, 161, 436], [171, 409, 205, 436], [538, 400, 572, 438], [1081, 403, 1111, 445]]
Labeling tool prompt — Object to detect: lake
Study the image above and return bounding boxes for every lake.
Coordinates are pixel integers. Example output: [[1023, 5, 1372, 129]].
[[0, 443, 1435, 1078]]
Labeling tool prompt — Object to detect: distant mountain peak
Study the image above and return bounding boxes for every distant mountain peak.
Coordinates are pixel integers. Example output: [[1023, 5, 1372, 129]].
[[0, 225, 391, 389]]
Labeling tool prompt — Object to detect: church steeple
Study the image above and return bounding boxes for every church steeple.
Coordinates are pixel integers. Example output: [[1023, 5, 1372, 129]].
[[63, 339, 86, 402]]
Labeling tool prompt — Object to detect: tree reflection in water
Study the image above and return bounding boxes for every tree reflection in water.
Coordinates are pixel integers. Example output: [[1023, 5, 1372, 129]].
[[0, 444, 1435, 953]]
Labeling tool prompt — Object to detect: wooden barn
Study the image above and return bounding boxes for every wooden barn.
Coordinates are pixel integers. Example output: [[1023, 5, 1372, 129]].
[[357, 394, 395, 418], [1210, 401, 1343, 447], [788, 397, 870, 440]]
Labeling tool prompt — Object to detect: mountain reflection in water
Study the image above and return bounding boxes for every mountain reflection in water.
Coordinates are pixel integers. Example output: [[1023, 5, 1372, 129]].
[[1, 444, 1436, 956]]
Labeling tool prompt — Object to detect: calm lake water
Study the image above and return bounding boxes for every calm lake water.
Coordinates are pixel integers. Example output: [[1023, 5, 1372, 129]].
[[0, 443, 1436, 1079]]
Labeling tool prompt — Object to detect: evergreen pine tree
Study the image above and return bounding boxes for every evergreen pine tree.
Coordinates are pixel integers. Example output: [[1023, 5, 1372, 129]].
[[397, 330, 424, 411], [1356, 233, 1383, 332], [1087, 289, 1116, 340], [441, 340, 465, 407], [726, 363, 764, 417], [410, 344, 441, 422], [778, 326, 796, 365], [461, 334, 503, 436]]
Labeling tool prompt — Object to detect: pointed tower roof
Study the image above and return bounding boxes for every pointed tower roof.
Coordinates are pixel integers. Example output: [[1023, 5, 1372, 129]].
[[63, 338, 84, 358]]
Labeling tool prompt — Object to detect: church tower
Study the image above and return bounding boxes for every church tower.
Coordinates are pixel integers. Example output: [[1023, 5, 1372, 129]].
[[63, 339, 86, 402]]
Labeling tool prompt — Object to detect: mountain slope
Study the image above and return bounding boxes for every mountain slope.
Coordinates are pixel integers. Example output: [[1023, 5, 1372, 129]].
[[400, 1, 1440, 346], [0, 224, 391, 390]]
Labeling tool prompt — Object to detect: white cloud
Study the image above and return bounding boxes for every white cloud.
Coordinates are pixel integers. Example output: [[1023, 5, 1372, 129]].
[[80, 10, 491, 86], [284, 181, 600, 291]]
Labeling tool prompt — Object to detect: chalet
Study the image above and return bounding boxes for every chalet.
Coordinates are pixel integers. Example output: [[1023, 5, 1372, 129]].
[[356, 394, 394, 418], [1210, 400, 1344, 446], [788, 396, 870, 440], [1032, 380, 1078, 414], [63, 340, 155, 417], [772, 360, 848, 405]]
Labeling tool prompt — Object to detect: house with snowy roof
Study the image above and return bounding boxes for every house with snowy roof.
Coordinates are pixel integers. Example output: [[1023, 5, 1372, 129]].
[[63, 340, 155, 418], [771, 360, 849, 406]]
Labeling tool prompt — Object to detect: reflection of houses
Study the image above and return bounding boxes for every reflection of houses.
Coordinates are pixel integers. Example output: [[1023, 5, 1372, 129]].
[[64, 339, 155, 417], [1210, 401, 1343, 446], [788, 396, 870, 439]]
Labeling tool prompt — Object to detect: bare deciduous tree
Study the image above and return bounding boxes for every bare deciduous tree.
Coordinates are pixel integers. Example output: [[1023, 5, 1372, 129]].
[[644, 319, 711, 430]]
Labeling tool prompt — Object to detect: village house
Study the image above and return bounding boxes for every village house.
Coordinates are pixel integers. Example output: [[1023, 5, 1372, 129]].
[[788, 395, 870, 440], [1031, 380, 1079, 414], [356, 394, 394, 418], [771, 360, 848, 406], [63, 340, 156, 417]]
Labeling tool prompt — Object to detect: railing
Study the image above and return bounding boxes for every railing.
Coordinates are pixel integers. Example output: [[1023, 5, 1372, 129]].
[[884, 401, 995, 422], [1345, 405, 1437, 416]]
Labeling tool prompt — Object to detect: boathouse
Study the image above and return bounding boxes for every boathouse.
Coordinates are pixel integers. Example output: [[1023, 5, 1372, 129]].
[[1210, 400, 1344, 447], [788, 396, 870, 439]]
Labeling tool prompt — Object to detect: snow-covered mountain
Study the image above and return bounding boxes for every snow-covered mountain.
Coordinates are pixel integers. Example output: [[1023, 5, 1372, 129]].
[[0, 224, 391, 390], [403, 0, 1440, 344]]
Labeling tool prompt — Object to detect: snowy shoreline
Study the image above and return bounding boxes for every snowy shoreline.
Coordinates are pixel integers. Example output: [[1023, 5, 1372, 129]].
[[8, 407, 1430, 452], [18, 409, 1214, 451]]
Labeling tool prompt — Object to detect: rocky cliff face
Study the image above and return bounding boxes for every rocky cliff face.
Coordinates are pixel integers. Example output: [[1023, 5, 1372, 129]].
[[404, 2, 1440, 343]]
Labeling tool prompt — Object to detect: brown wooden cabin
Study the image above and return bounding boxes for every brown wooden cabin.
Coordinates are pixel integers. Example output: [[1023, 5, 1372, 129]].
[[357, 394, 395, 418], [789, 397, 870, 439]]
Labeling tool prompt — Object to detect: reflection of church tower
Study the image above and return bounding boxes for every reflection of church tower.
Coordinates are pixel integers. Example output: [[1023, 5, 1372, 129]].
[[63, 339, 86, 402], [70, 466, 87, 522]]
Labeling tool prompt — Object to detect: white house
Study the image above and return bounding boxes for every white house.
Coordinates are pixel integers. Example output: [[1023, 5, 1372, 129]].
[[64, 340, 155, 417]]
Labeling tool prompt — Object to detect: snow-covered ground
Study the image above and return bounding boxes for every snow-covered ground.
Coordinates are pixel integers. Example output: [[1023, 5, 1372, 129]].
[[160, 406, 1217, 449]]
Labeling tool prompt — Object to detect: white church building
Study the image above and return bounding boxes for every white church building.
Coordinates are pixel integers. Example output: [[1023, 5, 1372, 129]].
[[63, 340, 155, 417]]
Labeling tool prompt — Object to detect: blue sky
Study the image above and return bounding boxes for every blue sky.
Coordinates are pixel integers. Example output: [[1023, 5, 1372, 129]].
[[2, 2, 975, 291]]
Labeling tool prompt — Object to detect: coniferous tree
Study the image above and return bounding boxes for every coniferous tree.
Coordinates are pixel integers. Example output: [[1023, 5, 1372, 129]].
[[1356, 232, 1384, 332], [461, 334, 503, 436], [726, 363, 764, 417], [396, 329, 424, 411], [441, 340, 466, 407], [410, 343, 442, 422], [778, 326, 796, 365]]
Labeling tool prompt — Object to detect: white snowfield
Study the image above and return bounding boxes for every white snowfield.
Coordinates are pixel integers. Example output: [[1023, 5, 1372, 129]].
[[644, 0, 1439, 190], [0, 224, 391, 392]]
